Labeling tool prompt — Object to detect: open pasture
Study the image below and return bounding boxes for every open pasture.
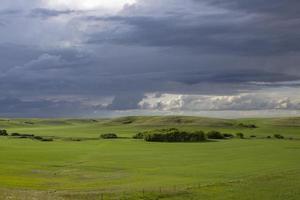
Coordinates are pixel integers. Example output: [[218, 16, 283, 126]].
[[0, 116, 299, 199]]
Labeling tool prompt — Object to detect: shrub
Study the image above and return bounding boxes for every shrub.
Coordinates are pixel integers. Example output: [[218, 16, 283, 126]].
[[68, 138, 82, 142], [133, 132, 145, 139], [33, 136, 53, 142], [223, 133, 234, 138], [33, 136, 43, 140], [0, 130, 8, 136], [145, 129, 206, 142], [24, 121, 34, 125], [11, 133, 34, 138], [236, 132, 244, 139], [40, 138, 53, 142], [206, 131, 225, 139], [21, 134, 34, 137], [267, 136, 272, 139], [100, 133, 118, 139], [238, 123, 257, 128], [189, 131, 206, 142], [250, 135, 256, 138], [11, 133, 21, 136], [273, 134, 284, 139]]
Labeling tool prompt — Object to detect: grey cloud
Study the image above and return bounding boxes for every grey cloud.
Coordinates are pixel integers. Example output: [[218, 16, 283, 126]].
[[107, 93, 146, 110], [29, 8, 78, 19], [165, 70, 300, 85], [0, 97, 96, 117], [86, 12, 300, 56], [202, 0, 300, 19], [0, 9, 22, 16], [0, 0, 300, 116]]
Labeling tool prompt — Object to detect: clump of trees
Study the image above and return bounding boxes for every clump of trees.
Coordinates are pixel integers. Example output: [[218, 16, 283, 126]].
[[135, 128, 249, 142], [0, 130, 8, 136], [100, 133, 118, 139], [13, 133, 34, 138], [8, 132, 53, 142], [237, 123, 257, 128], [39, 138, 54, 142], [133, 132, 145, 139], [236, 132, 244, 139], [273, 134, 284, 139], [206, 131, 225, 139], [144, 128, 206, 142]]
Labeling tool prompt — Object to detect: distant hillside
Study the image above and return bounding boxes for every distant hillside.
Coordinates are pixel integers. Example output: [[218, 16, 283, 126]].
[[0, 116, 300, 129], [105, 116, 236, 127]]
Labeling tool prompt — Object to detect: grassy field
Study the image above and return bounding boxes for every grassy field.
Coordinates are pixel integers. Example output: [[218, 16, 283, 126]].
[[0, 116, 299, 199]]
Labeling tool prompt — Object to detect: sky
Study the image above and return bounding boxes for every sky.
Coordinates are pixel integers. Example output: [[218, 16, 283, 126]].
[[0, 0, 300, 118]]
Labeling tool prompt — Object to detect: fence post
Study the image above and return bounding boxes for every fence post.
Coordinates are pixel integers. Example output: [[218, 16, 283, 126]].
[[101, 193, 104, 200]]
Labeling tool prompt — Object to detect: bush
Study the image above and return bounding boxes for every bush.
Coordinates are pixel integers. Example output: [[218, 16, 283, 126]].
[[33, 136, 53, 142], [238, 123, 257, 128], [267, 136, 272, 139], [11, 133, 34, 138], [236, 132, 244, 139], [223, 133, 234, 138], [133, 132, 145, 139], [206, 131, 224, 139], [100, 133, 118, 139], [40, 138, 54, 142], [0, 130, 8, 136], [273, 134, 284, 139], [250, 135, 256, 138], [33, 136, 43, 140], [145, 129, 206, 142]]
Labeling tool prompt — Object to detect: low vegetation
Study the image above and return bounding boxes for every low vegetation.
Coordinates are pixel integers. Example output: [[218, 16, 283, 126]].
[[100, 133, 118, 139], [206, 130, 225, 139], [133, 132, 145, 139], [0, 130, 7, 136], [223, 133, 234, 138], [144, 128, 206, 142], [237, 123, 258, 128], [136, 128, 247, 142], [236, 132, 245, 139], [0, 130, 53, 142], [274, 134, 284, 139]]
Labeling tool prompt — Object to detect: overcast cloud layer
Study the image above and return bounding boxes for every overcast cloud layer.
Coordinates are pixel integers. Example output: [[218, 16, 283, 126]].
[[0, 0, 300, 117]]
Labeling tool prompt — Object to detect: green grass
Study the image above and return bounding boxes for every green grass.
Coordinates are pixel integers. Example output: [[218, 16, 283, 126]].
[[0, 116, 299, 199]]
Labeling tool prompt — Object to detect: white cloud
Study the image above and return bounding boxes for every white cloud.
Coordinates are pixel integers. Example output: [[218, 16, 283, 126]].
[[139, 89, 300, 111]]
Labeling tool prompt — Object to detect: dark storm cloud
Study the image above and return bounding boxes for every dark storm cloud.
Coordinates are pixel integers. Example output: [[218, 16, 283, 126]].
[[107, 93, 145, 110], [0, 0, 300, 116], [0, 97, 95, 117], [86, 11, 300, 56], [202, 0, 300, 18], [168, 70, 300, 85]]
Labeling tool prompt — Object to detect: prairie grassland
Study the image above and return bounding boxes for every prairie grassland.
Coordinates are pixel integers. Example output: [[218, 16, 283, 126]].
[[0, 116, 299, 199]]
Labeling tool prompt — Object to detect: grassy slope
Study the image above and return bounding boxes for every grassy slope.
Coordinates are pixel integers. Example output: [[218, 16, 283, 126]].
[[0, 116, 299, 199], [1, 116, 300, 138]]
